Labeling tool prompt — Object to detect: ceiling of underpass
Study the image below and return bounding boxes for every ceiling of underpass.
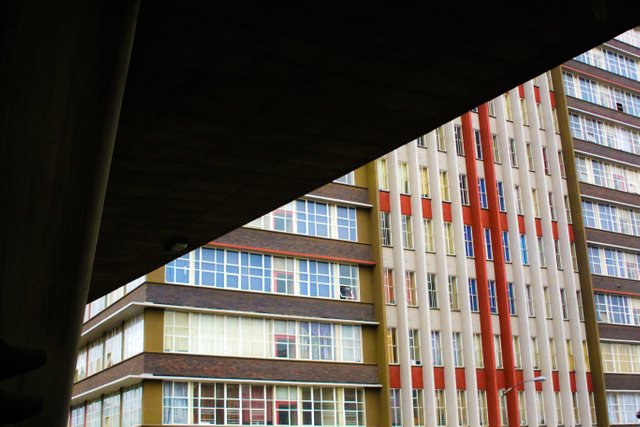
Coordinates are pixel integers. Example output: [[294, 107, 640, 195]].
[[91, 1, 640, 300]]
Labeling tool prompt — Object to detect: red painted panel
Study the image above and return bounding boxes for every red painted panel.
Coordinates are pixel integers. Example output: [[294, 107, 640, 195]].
[[535, 219, 543, 236], [442, 202, 453, 222], [400, 195, 412, 215], [552, 222, 559, 239], [552, 372, 560, 391], [533, 86, 541, 103], [379, 191, 390, 212], [568, 225, 575, 242], [586, 373, 593, 391], [462, 206, 473, 224], [550, 91, 556, 108], [499, 213, 509, 231], [434, 367, 445, 389], [518, 85, 524, 98], [518, 216, 526, 233], [422, 199, 433, 219], [480, 209, 492, 228], [412, 366, 424, 388], [479, 103, 519, 427], [389, 366, 401, 388], [456, 368, 466, 389]]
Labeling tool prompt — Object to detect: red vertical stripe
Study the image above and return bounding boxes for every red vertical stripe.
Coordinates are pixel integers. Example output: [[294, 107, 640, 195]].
[[461, 112, 501, 427], [478, 103, 520, 427]]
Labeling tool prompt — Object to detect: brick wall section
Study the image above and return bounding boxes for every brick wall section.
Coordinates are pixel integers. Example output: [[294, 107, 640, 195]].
[[144, 353, 379, 384], [565, 59, 640, 92], [82, 285, 147, 333], [592, 275, 640, 294], [586, 228, 640, 250], [581, 182, 640, 207], [146, 283, 376, 322], [213, 228, 373, 264], [573, 139, 640, 168], [599, 323, 640, 341], [308, 183, 370, 205], [72, 354, 145, 396], [567, 96, 640, 128], [605, 373, 640, 390]]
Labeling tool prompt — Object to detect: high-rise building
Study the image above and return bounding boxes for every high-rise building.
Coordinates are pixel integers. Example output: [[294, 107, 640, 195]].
[[560, 26, 640, 426], [67, 28, 640, 427]]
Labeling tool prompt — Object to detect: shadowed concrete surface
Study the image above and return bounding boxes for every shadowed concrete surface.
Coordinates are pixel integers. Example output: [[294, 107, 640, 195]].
[[0, 0, 638, 425]]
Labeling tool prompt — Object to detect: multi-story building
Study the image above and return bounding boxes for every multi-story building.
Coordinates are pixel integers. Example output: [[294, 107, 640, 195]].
[[560, 26, 640, 426], [66, 28, 640, 427]]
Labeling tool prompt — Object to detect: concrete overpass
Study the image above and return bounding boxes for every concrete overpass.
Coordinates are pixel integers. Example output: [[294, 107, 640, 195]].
[[1, 0, 638, 425]]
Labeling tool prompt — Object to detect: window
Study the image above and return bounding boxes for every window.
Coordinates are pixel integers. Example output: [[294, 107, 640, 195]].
[[526, 143, 534, 171], [459, 174, 470, 205], [509, 138, 518, 167], [384, 268, 395, 305], [513, 336, 522, 368], [507, 282, 516, 315], [538, 237, 546, 267], [536, 391, 546, 425], [399, 162, 410, 194], [440, 170, 450, 202], [453, 332, 464, 367], [474, 130, 483, 159], [381, 212, 392, 246], [474, 333, 484, 367], [544, 286, 552, 319], [406, 271, 417, 307], [558, 151, 566, 177], [444, 222, 455, 255], [515, 185, 523, 215], [532, 337, 541, 369], [413, 389, 425, 427], [454, 125, 465, 156], [526, 284, 535, 317], [424, 219, 435, 252], [532, 189, 540, 217], [449, 276, 459, 311], [409, 329, 421, 366], [542, 147, 551, 175], [502, 231, 511, 262], [484, 228, 493, 260], [492, 134, 501, 163], [488, 280, 498, 314], [555, 240, 562, 270], [416, 135, 426, 148], [478, 178, 488, 208], [548, 338, 558, 370], [427, 274, 438, 309], [402, 215, 414, 249], [387, 328, 398, 364], [556, 392, 564, 426], [518, 391, 527, 426], [478, 391, 489, 426], [464, 225, 474, 257], [102, 392, 121, 427], [163, 381, 189, 424], [548, 192, 556, 220], [567, 340, 575, 370], [577, 290, 585, 321], [436, 126, 447, 151], [505, 93, 513, 121], [420, 166, 430, 198], [520, 234, 528, 265], [499, 393, 508, 427], [123, 314, 144, 359], [469, 279, 479, 312], [334, 171, 355, 185], [432, 331, 443, 366], [378, 158, 389, 191], [435, 390, 447, 426], [561, 289, 569, 320], [497, 182, 506, 212], [457, 391, 468, 426], [537, 103, 545, 129], [494, 334, 503, 368], [390, 389, 401, 426], [86, 399, 102, 427], [572, 392, 580, 426]]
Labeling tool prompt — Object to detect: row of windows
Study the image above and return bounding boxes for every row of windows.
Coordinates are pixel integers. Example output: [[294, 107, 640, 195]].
[[246, 199, 357, 242], [563, 71, 640, 117], [74, 314, 144, 382], [569, 112, 640, 155], [615, 27, 640, 49], [386, 327, 585, 372], [166, 247, 359, 301], [333, 172, 355, 185], [162, 381, 365, 426], [602, 341, 640, 373], [83, 276, 145, 323], [608, 392, 640, 424], [583, 199, 640, 236], [595, 292, 640, 325], [69, 384, 142, 427], [576, 155, 640, 194], [574, 46, 639, 81], [390, 388, 593, 426], [588, 245, 640, 280], [164, 311, 363, 363]]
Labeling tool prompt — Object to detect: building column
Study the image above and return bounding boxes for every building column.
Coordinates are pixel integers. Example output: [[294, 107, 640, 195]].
[[0, 2, 140, 426]]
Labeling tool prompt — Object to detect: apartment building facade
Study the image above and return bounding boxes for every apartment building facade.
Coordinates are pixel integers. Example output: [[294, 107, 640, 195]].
[[63, 30, 640, 427], [560, 27, 640, 426]]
